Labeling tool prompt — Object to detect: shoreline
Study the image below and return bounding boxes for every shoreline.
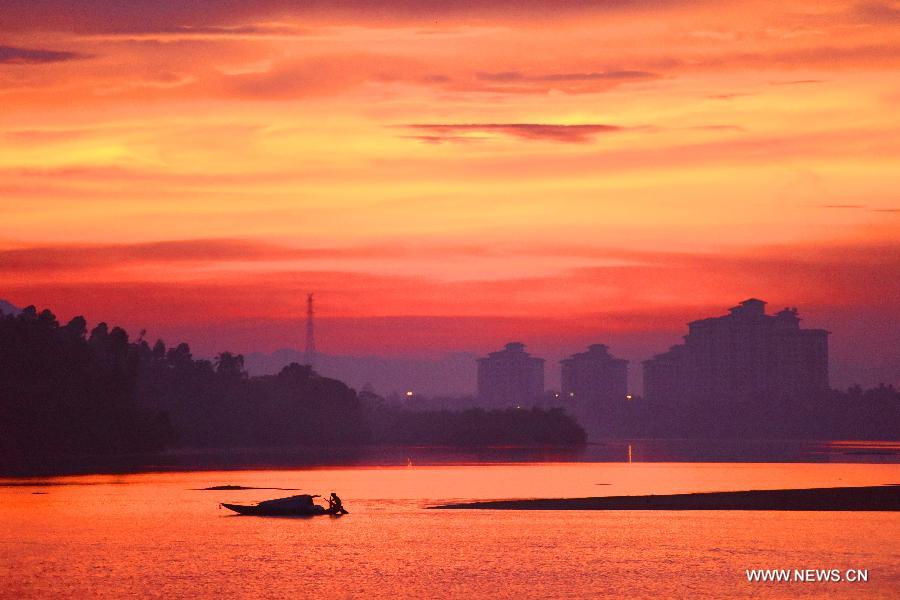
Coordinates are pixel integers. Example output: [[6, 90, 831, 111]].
[[2, 439, 898, 478], [430, 485, 900, 511]]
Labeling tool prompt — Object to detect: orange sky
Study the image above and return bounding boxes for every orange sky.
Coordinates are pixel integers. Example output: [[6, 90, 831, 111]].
[[1, 1, 898, 387]]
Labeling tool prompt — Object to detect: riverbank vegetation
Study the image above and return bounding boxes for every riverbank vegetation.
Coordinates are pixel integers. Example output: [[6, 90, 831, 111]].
[[0, 306, 586, 474]]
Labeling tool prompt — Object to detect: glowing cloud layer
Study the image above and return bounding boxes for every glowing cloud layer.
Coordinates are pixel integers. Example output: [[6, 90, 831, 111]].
[[1, 0, 898, 387]]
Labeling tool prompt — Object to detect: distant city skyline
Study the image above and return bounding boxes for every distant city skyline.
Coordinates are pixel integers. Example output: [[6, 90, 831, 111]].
[[3, 295, 895, 397]]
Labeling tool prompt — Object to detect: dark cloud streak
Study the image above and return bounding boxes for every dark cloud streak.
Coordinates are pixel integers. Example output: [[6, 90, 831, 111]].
[[853, 1, 900, 24], [0, 45, 89, 64]]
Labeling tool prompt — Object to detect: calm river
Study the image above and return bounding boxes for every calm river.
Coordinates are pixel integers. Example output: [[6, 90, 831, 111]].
[[2, 461, 899, 598]]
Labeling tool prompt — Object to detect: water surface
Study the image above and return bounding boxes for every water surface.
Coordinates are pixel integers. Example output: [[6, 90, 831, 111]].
[[2, 463, 898, 598]]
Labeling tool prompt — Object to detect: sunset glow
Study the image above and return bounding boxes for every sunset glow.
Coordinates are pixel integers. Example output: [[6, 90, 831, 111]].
[[2, 1, 898, 387]]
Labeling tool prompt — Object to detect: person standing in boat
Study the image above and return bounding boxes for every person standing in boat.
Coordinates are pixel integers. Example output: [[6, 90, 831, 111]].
[[328, 492, 348, 514]]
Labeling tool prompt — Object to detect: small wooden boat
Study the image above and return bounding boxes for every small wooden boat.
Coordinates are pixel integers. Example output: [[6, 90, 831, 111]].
[[220, 494, 348, 516]]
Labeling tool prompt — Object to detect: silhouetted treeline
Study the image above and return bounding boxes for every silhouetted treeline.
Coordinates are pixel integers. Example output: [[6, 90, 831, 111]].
[[579, 386, 899, 440], [366, 405, 587, 446], [1, 307, 586, 474], [134, 346, 367, 448], [0, 307, 172, 467], [377, 386, 898, 441], [0, 307, 369, 466]]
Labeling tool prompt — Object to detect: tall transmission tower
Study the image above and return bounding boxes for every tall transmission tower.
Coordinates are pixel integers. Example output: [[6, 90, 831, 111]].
[[304, 292, 316, 368]]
